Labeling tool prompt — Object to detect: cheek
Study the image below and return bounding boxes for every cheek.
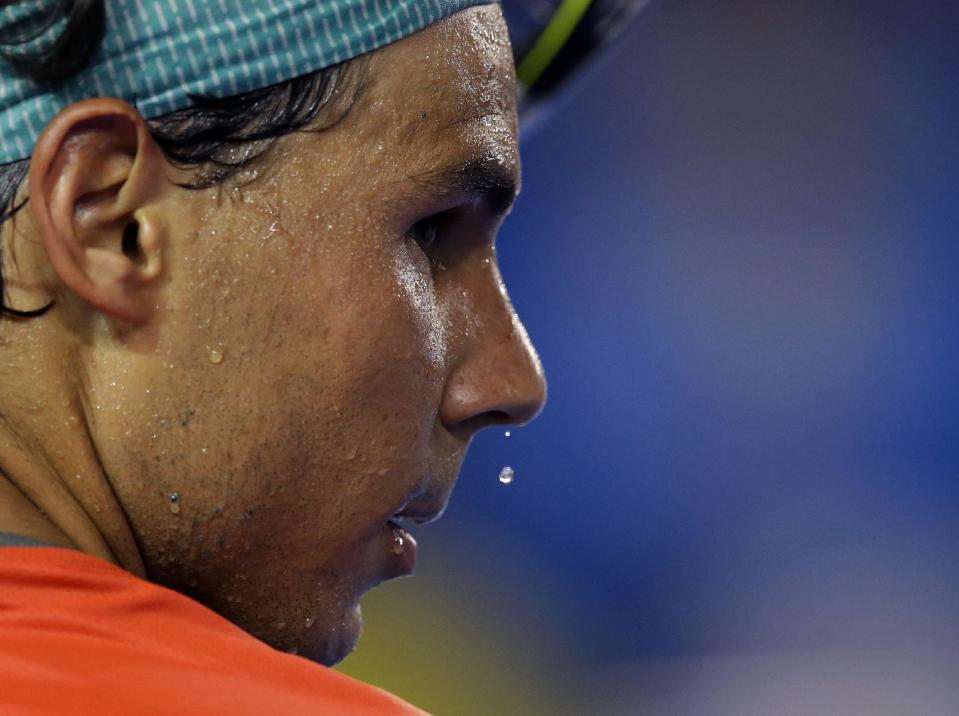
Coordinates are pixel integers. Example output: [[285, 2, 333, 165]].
[[392, 242, 448, 373], [240, 236, 448, 494], [195, 231, 445, 517], [116, 197, 450, 561], [276, 206, 448, 378]]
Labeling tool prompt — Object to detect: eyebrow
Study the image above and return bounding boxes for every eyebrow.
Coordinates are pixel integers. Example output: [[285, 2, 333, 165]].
[[406, 156, 520, 216]]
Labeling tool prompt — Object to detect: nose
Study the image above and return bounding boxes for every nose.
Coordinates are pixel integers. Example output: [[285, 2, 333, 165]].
[[439, 262, 547, 439]]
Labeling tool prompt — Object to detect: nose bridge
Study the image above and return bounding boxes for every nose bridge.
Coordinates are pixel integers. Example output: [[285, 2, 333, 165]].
[[490, 284, 547, 418], [440, 264, 547, 434]]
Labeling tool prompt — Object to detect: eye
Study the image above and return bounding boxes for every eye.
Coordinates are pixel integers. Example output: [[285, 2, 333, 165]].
[[407, 215, 443, 268]]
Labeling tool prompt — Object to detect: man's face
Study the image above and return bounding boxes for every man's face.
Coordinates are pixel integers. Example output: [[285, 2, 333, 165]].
[[85, 6, 545, 664]]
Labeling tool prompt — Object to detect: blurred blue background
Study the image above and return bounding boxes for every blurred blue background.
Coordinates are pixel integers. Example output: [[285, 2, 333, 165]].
[[342, 1, 959, 712]]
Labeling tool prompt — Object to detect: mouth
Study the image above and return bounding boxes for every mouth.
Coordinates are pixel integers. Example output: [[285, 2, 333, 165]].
[[393, 500, 448, 526], [383, 517, 417, 576], [381, 498, 448, 577]]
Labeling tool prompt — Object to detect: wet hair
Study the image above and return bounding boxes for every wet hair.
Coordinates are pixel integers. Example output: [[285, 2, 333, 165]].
[[0, 0, 366, 317]]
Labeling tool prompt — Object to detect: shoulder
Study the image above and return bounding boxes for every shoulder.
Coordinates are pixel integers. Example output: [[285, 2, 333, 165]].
[[0, 547, 427, 715]]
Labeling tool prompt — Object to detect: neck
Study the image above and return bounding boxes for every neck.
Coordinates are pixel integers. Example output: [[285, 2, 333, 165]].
[[0, 466, 76, 549], [0, 329, 145, 576]]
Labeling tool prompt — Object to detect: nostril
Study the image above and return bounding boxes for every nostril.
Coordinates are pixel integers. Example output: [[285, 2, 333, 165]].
[[454, 410, 512, 437], [485, 410, 512, 425]]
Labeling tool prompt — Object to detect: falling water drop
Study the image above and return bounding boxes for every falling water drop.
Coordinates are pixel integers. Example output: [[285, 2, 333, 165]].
[[504, 430, 511, 438], [498, 466, 514, 485]]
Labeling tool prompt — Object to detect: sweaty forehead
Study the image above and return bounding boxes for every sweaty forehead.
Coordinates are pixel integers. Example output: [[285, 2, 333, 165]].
[[356, 6, 518, 173]]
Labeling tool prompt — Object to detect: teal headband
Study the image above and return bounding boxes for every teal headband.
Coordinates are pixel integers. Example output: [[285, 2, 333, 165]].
[[0, 0, 497, 164]]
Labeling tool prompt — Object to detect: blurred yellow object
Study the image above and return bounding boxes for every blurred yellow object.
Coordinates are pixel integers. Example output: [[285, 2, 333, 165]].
[[339, 524, 579, 715]]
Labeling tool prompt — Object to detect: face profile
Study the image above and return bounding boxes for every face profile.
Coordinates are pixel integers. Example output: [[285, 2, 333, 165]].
[[0, 0, 545, 676]]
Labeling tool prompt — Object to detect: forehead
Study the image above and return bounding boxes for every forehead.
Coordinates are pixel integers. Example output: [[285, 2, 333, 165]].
[[355, 6, 518, 179]]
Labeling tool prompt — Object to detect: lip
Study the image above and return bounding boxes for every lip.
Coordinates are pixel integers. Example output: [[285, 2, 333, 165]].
[[385, 519, 418, 576], [394, 497, 448, 526], [378, 493, 449, 579]]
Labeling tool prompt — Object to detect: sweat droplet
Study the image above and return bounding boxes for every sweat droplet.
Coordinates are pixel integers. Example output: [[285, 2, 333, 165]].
[[305, 616, 315, 629], [209, 349, 223, 364], [169, 492, 181, 514], [498, 466, 514, 485], [392, 534, 405, 555]]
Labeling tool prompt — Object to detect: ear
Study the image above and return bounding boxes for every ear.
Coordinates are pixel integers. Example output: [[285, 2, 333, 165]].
[[28, 98, 168, 325]]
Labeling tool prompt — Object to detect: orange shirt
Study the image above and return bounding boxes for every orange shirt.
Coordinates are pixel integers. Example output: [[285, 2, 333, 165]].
[[0, 547, 428, 715]]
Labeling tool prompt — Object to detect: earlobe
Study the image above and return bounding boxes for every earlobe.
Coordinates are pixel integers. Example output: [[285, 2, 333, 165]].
[[27, 98, 167, 326]]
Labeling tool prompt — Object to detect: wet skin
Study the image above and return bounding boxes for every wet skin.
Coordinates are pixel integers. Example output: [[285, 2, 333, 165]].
[[0, 6, 545, 665]]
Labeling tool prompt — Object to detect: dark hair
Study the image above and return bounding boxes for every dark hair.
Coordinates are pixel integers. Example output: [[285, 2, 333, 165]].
[[0, 0, 366, 318]]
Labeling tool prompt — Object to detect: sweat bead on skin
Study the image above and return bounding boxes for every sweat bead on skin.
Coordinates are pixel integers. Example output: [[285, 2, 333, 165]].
[[0, 0, 545, 681]]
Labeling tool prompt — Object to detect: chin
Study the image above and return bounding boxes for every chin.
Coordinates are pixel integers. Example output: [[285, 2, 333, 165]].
[[298, 602, 364, 666]]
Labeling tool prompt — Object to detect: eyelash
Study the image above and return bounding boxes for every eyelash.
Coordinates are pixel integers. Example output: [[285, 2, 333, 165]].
[[408, 215, 443, 267]]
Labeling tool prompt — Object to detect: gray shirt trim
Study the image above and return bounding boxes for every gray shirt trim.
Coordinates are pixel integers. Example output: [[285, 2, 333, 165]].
[[0, 531, 56, 548]]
